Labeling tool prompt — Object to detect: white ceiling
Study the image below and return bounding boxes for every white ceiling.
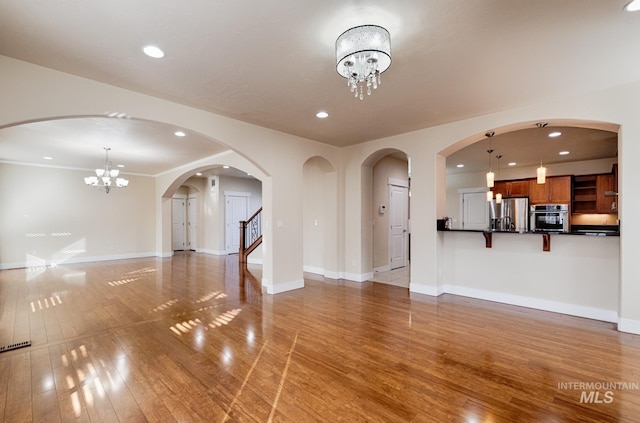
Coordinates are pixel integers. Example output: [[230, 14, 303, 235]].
[[0, 0, 635, 175]]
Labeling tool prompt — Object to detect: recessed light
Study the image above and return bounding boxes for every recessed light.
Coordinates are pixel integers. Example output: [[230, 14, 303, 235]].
[[196, 172, 202, 176], [223, 165, 230, 169], [174, 131, 186, 137], [117, 164, 125, 168], [316, 111, 329, 119], [456, 164, 464, 168], [508, 162, 517, 166], [548, 131, 562, 138], [559, 151, 570, 155], [142, 45, 165, 58], [625, 0, 640, 11], [43, 156, 53, 160]]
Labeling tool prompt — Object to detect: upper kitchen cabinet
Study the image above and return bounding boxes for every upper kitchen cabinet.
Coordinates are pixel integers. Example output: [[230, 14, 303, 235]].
[[571, 172, 617, 214], [596, 174, 615, 213], [529, 176, 571, 205], [494, 179, 529, 198]]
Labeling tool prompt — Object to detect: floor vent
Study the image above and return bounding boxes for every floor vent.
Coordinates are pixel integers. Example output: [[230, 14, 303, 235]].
[[0, 340, 31, 354]]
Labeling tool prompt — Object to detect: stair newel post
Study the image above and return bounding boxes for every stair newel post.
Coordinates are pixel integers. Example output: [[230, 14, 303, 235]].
[[239, 220, 247, 262]]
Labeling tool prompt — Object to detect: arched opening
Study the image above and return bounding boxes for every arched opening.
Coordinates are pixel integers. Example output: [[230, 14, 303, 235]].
[[362, 148, 411, 287], [441, 121, 618, 230], [166, 167, 263, 260], [302, 156, 338, 278], [431, 119, 621, 324]]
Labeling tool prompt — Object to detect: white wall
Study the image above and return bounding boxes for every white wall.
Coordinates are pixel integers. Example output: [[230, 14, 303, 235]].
[[2, 55, 640, 333], [0, 163, 155, 268]]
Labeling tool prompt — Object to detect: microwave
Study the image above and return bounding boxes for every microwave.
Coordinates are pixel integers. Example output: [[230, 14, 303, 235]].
[[530, 204, 570, 233]]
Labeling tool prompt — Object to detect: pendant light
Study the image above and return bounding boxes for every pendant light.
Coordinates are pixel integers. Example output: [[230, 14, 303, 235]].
[[485, 131, 495, 201], [536, 122, 547, 184], [495, 154, 503, 204]]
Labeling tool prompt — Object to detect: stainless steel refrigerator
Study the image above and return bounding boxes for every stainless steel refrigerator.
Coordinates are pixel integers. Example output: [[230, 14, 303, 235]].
[[489, 197, 529, 232]]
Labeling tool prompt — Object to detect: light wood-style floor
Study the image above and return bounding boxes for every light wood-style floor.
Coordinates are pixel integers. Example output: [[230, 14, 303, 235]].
[[1, 253, 640, 422]]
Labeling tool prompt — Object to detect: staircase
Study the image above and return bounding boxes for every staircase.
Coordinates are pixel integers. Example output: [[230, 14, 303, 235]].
[[239, 207, 262, 263]]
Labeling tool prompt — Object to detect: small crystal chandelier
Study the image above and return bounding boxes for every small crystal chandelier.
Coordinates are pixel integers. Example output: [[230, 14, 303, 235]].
[[336, 25, 391, 100], [84, 147, 129, 194]]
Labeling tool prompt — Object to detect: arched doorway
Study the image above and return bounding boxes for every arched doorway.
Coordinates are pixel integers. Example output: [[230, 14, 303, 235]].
[[362, 149, 411, 287]]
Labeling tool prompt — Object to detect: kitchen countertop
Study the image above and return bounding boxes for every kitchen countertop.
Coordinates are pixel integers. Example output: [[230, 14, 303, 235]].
[[439, 228, 619, 236]]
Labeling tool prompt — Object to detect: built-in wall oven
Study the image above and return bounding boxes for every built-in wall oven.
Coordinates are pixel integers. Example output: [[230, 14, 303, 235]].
[[530, 204, 570, 233]]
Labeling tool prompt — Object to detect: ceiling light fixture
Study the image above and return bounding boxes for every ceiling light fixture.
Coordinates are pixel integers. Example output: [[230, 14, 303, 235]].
[[336, 25, 391, 100], [495, 154, 503, 204], [536, 122, 548, 184], [84, 147, 129, 194], [142, 45, 165, 58], [316, 111, 329, 118], [548, 131, 562, 138], [625, 0, 640, 11], [174, 131, 186, 137], [485, 131, 495, 201], [559, 151, 570, 155]]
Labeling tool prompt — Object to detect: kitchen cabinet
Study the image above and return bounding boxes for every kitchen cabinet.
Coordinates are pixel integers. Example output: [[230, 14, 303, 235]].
[[572, 175, 597, 213], [529, 176, 571, 205], [596, 174, 615, 213], [572, 173, 616, 214], [494, 179, 529, 198]]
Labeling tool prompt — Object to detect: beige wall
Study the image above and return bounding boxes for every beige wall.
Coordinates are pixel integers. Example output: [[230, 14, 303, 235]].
[[0, 163, 155, 268], [2, 55, 640, 333]]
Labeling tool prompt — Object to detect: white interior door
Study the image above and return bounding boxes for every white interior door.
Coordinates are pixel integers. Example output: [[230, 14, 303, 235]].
[[172, 197, 186, 251], [225, 194, 249, 254], [462, 191, 489, 230], [389, 185, 408, 270], [187, 196, 197, 251]]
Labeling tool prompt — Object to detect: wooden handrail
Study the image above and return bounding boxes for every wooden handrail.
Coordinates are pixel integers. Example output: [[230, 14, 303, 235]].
[[239, 207, 263, 263]]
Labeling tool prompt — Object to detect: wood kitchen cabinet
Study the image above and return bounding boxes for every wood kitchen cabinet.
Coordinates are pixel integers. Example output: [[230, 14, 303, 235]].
[[529, 176, 571, 205], [493, 179, 529, 198], [572, 173, 616, 213]]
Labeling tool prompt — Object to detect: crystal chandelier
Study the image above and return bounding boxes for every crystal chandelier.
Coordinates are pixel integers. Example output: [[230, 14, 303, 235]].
[[336, 25, 391, 100], [84, 147, 129, 194]]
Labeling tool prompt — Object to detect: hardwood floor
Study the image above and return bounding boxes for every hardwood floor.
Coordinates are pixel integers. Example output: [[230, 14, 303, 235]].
[[1, 253, 640, 422]]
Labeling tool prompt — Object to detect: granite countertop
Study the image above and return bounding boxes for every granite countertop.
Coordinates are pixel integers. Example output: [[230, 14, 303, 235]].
[[440, 226, 620, 236]]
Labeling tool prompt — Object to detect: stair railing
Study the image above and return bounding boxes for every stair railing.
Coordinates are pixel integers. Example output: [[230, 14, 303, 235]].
[[239, 207, 262, 263]]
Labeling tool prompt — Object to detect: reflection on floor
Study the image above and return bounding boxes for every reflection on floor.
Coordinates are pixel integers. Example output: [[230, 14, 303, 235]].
[[370, 266, 410, 288]]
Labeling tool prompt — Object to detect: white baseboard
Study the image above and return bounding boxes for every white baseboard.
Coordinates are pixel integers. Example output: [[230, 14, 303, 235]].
[[341, 271, 374, 283], [0, 252, 158, 270], [303, 265, 325, 275], [247, 257, 263, 265], [374, 265, 391, 273], [409, 283, 444, 296], [323, 271, 340, 280], [198, 249, 227, 256], [264, 279, 305, 295], [443, 284, 618, 323], [618, 318, 640, 335]]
